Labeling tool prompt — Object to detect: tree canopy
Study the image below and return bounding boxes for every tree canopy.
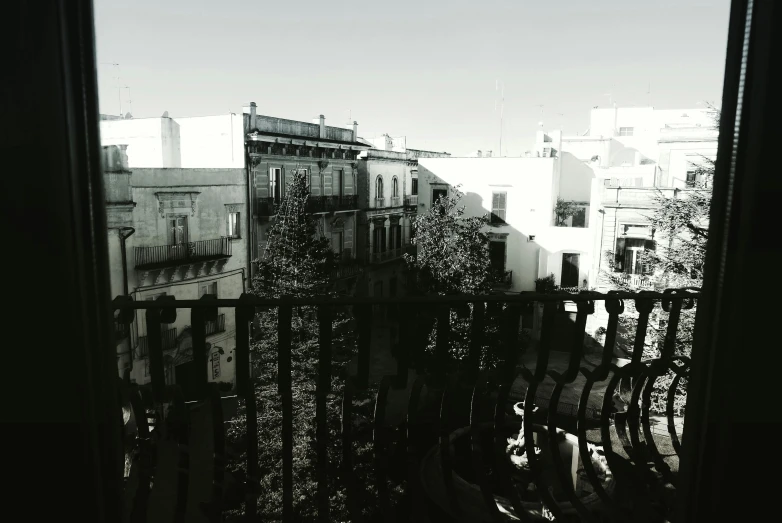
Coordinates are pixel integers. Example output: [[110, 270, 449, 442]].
[[404, 186, 493, 295]]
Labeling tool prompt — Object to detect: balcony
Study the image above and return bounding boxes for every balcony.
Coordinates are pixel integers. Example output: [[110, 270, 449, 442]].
[[369, 247, 403, 264], [493, 269, 513, 288], [205, 313, 226, 336], [114, 288, 698, 522], [621, 273, 655, 290], [134, 238, 232, 271], [332, 260, 362, 280], [256, 195, 359, 216], [136, 326, 178, 358], [404, 194, 418, 210]]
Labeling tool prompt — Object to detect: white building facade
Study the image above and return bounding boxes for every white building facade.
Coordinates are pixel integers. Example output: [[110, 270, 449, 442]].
[[417, 131, 598, 293]]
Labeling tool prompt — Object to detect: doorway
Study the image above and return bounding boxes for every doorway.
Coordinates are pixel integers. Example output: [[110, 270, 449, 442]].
[[561, 253, 580, 288]]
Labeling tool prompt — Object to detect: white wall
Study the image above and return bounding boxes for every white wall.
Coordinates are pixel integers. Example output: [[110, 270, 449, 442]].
[[101, 118, 182, 168], [418, 157, 597, 291], [174, 114, 245, 168]]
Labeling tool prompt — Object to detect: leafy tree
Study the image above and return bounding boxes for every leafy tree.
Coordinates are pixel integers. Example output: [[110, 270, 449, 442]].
[[404, 187, 504, 370], [603, 107, 717, 415], [554, 197, 581, 226], [404, 186, 493, 295], [225, 169, 379, 521]]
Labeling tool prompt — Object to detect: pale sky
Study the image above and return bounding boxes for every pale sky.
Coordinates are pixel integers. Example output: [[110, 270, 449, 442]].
[[94, 0, 731, 156]]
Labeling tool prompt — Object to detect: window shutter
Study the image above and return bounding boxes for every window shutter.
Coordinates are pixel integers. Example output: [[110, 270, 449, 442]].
[[323, 171, 333, 196], [345, 226, 353, 252], [344, 171, 354, 195], [310, 172, 321, 196], [257, 169, 269, 198]]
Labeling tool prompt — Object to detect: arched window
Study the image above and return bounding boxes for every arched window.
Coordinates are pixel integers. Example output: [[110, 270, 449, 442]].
[[392, 176, 399, 197], [375, 176, 384, 199]]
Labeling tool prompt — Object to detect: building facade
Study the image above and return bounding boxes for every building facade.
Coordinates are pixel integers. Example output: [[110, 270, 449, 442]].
[[101, 116, 248, 397], [243, 103, 371, 295], [356, 136, 450, 299], [417, 131, 597, 293], [560, 106, 718, 289]]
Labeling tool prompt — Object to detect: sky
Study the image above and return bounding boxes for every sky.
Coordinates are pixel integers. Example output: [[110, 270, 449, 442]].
[[93, 0, 731, 157]]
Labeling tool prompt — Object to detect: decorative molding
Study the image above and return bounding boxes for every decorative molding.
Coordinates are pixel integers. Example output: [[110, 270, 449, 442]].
[[488, 232, 509, 241], [225, 203, 242, 213], [155, 191, 200, 218], [332, 217, 345, 230]]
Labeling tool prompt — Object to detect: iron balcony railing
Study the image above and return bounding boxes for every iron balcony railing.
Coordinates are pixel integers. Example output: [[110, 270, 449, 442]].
[[205, 313, 226, 336], [136, 326, 177, 358], [369, 247, 403, 264], [404, 194, 418, 208], [134, 238, 231, 270], [114, 288, 699, 522], [622, 273, 655, 290], [256, 195, 359, 216]]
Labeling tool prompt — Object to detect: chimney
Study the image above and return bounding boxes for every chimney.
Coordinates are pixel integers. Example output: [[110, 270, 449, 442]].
[[353, 121, 358, 142], [486, 150, 492, 158], [319, 115, 326, 138], [250, 102, 257, 131], [477, 150, 482, 158]]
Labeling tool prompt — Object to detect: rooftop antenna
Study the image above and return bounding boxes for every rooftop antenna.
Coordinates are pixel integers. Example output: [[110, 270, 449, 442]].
[[100, 62, 122, 115], [122, 86, 132, 117], [496, 80, 505, 157]]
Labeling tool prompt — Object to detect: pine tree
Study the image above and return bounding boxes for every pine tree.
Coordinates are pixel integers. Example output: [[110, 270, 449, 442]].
[[252, 168, 336, 299]]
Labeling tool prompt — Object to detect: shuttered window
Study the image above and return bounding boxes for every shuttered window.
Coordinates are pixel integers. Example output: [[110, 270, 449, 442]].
[[491, 192, 507, 224]]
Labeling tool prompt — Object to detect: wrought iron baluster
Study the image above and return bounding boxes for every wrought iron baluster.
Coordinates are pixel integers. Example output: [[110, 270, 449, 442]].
[[234, 295, 258, 522], [469, 371, 505, 522], [374, 376, 394, 523], [469, 302, 485, 378], [357, 306, 372, 389], [341, 375, 363, 522], [316, 304, 332, 522], [278, 303, 293, 522], [546, 293, 599, 522]]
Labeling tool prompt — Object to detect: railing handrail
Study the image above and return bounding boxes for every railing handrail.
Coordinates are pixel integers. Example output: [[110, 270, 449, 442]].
[[113, 288, 700, 309]]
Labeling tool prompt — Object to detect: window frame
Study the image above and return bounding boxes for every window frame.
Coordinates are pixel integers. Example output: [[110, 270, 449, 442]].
[[491, 191, 507, 225], [227, 211, 241, 238], [619, 127, 634, 136]]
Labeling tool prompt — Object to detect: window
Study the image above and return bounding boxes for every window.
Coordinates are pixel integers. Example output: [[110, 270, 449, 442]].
[[332, 231, 344, 255], [392, 176, 399, 197], [200, 281, 217, 297], [168, 215, 188, 245], [411, 178, 418, 195], [542, 148, 551, 158], [619, 127, 634, 136], [373, 226, 386, 253], [489, 241, 506, 273], [614, 237, 656, 274], [375, 176, 384, 200], [270, 167, 282, 201], [228, 211, 240, 238], [491, 192, 507, 224], [686, 170, 697, 187], [333, 169, 342, 197]]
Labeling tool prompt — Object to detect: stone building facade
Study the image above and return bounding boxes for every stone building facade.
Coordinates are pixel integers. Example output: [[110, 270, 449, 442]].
[[243, 104, 371, 295]]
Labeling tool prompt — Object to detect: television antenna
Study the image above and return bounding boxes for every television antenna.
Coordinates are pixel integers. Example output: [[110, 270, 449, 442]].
[[100, 62, 122, 115]]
